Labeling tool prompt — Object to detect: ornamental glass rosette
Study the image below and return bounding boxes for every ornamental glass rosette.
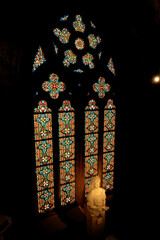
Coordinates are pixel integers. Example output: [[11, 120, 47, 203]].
[[52, 14, 103, 73]]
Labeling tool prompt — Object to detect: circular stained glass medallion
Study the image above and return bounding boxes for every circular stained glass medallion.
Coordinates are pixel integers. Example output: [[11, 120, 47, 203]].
[[75, 38, 85, 50]]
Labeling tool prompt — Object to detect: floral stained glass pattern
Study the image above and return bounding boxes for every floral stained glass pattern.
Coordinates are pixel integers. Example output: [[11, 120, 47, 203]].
[[36, 165, 54, 191], [34, 114, 52, 141], [84, 100, 99, 194], [82, 53, 94, 69], [53, 28, 71, 44], [34, 101, 55, 213], [59, 111, 75, 137], [38, 189, 55, 213], [85, 133, 98, 156], [73, 15, 85, 32], [103, 152, 114, 172], [32, 46, 46, 72], [58, 100, 75, 206], [75, 38, 85, 50], [103, 132, 115, 152], [102, 172, 114, 191], [104, 100, 116, 131], [53, 14, 102, 72], [85, 155, 98, 178], [60, 182, 75, 206], [34, 100, 51, 113], [85, 110, 99, 134], [93, 77, 110, 98], [88, 34, 101, 49], [102, 99, 116, 191], [60, 160, 75, 185], [63, 50, 77, 67], [42, 73, 65, 99], [35, 140, 53, 167], [59, 137, 75, 161]]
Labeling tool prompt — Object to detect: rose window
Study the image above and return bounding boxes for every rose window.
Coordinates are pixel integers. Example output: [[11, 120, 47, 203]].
[[52, 14, 103, 73]]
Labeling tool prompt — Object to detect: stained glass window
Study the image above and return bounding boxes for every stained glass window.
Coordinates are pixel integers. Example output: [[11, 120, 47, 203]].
[[84, 100, 99, 194], [32, 46, 46, 72], [34, 100, 55, 213], [58, 100, 76, 206], [32, 13, 118, 214], [102, 99, 116, 191]]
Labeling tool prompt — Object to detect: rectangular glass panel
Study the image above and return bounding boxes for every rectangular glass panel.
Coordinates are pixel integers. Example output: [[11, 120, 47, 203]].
[[85, 155, 98, 178], [104, 109, 116, 131], [85, 133, 98, 156], [58, 111, 75, 137], [85, 110, 99, 134], [102, 171, 114, 191], [59, 136, 75, 161], [60, 182, 75, 206], [34, 113, 52, 140], [60, 160, 75, 185], [35, 140, 53, 167], [37, 188, 55, 213], [36, 165, 54, 191], [103, 131, 115, 152], [103, 152, 114, 172]]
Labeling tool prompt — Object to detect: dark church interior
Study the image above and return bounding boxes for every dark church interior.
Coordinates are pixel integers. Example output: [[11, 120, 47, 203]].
[[0, 1, 159, 239]]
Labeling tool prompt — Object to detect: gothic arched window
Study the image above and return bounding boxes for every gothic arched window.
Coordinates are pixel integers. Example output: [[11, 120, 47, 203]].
[[32, 13, 118, 215]]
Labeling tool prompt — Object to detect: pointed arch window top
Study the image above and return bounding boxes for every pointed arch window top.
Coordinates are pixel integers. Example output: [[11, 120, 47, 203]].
[[59, 100, 74, 111], [34, 100, 52, 113], [105, 99, 116, 109], [85, 99, 98, 110]]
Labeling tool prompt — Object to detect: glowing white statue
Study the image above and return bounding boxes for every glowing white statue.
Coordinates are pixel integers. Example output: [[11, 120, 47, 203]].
[[86, 176, 109, 238]]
